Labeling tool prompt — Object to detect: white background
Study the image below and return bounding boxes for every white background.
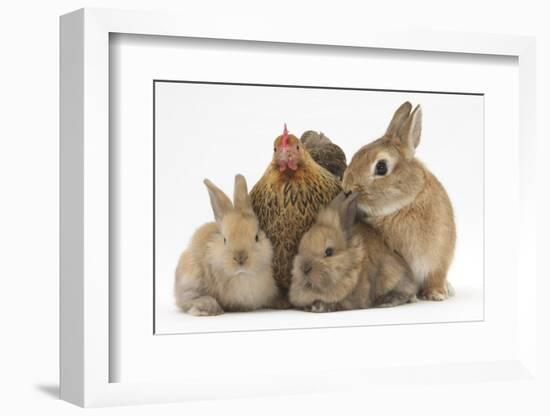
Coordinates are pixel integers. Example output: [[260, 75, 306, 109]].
[[155, 82, 484, 334], [1, 1, 549, 415]]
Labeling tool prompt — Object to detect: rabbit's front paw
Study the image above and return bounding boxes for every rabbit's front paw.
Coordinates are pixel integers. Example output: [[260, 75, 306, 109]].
[[418, 288, 447, 301], [376, 291, 415, 308], [304, 300, 334, 313], [188, 297, 224, 316]]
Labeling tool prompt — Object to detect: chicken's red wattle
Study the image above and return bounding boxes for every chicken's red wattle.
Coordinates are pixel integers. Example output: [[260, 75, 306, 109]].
[[278, 159, 298, 172]]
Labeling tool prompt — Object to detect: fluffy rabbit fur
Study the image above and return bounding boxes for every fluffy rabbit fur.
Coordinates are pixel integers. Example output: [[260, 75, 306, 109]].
[[289, 192, 417, 312], [174, 175, 279, 316], [343, 102, 456, 301]]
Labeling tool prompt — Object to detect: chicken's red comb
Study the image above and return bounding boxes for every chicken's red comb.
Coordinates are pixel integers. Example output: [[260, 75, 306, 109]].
[[282, 123, 289, 147]]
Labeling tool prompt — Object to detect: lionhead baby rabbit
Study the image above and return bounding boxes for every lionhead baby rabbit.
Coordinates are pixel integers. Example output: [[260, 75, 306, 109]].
[[174, 174, 279, 316], [343, 102, 456, 301], [288, 192, 417, 312]]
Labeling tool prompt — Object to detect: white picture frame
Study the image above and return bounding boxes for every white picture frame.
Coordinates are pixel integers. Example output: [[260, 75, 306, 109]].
[[60, 7, 538, 407]]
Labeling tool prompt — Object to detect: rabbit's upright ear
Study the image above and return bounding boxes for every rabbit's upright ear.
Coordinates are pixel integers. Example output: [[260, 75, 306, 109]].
[[338, 192, 360, 237], [386, 101, 412, 137], [233, 174, 253, 213], [397, 105, 422, 159], [204, 179, 233, 222]]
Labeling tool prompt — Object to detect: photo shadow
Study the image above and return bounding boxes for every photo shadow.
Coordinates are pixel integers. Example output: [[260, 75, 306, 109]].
[[35, 383, 59, 399]]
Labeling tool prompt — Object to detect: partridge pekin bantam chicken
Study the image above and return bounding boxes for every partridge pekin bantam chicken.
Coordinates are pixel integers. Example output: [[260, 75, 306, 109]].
[[250, 124, 344, 291]]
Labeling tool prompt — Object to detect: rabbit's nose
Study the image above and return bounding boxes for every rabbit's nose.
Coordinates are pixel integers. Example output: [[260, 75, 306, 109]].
[[342, 173, 360, 193], [343, 182, 358, 194], [303, 263, 312, 275], [233, 251, 248, 265], [342, 172, 352, 190]]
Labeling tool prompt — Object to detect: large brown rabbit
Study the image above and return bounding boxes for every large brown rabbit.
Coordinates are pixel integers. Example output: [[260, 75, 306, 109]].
[[342, 102, 456, 301]]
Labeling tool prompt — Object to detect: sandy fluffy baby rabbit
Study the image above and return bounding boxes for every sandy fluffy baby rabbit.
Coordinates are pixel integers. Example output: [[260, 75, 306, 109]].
[[343, 102, 456, 301], [174, 174, 278, 316], [289, 192, 417, 312]]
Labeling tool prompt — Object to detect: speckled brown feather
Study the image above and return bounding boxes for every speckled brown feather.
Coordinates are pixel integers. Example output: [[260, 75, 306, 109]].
[[300, 131, 347, 179], [250, 154, 342, 290]]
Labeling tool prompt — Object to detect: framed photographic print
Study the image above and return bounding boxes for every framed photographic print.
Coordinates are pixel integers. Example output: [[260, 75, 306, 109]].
[[152, 80, 484, 335], [60, 8, 539, 407]]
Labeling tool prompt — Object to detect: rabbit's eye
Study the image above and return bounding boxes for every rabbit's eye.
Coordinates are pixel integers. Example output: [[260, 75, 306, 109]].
[[375, 160, 388, 176], [324, 247, 334, 257], [255, 234, 259, 242], [223, 237, 227, 244]]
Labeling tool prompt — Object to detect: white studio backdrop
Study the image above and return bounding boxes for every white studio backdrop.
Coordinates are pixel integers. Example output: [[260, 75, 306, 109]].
[[154, 81, 484, 333]]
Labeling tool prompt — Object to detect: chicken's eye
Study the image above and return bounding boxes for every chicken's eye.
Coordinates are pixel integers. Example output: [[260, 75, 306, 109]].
[[375, 160, 388, 176], [274, 147, 276, 152], [223, 237, 227, 244], [296, 145, 299, 150], [255, 234, 259, 242], [324, 247, 333, 257]]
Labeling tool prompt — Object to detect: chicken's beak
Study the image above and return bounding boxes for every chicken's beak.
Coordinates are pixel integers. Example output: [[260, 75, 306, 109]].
[[276, 146, 298, 172]]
